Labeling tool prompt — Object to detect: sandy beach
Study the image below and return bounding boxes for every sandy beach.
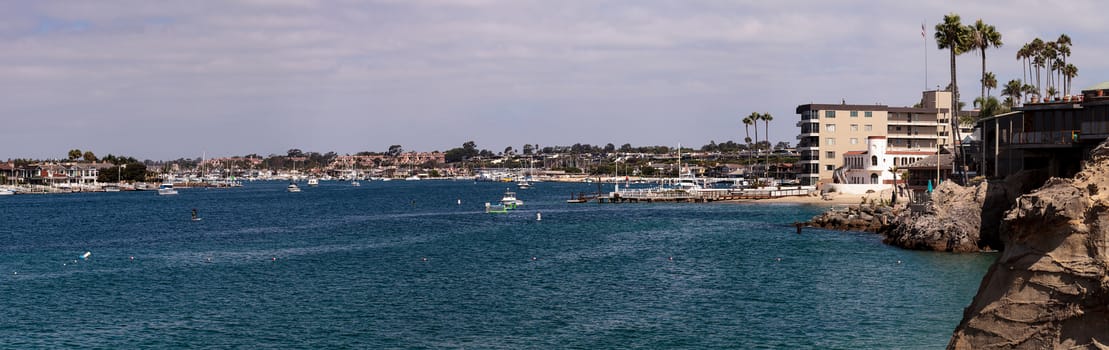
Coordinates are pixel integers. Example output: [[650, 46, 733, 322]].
[[726, 190, 904, 206]]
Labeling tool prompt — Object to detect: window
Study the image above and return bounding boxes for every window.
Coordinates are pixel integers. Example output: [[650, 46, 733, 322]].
[[825, 124, 836, 132], [865, 111, 873, 118], [871, 156, 878, 166], [864, 124, 873, 131], [850, 138, 859, 145], [825, 111, 835, 118], [850, 111, 859, 117], [825, 138, 835, 146], [826, 151, 835, 159], [825, 164, 835, 171], [870, 173, 879, 184], [850, 124, 858, 132]]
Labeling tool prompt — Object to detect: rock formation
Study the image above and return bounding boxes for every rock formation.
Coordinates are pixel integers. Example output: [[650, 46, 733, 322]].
[[881, 170, 1046, 252], [948, 143, 1109, 349], [806, 201, 895, 233]]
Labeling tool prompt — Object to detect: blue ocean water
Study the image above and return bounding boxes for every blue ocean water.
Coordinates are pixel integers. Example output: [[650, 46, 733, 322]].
[[0, 181, 994, 349]]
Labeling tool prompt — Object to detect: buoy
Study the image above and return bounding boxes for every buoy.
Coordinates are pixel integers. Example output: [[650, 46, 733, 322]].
[[536, 212, 542, 221], [531, 256, 537, 261], [272, 257, 277, 262], [776, 257, 782, 262], [457, 199, 461, 205], [130, 256, 135, 261], [668, 256, 673, 261], [80, 251, 91, 260], [897, 260, 902, 264]]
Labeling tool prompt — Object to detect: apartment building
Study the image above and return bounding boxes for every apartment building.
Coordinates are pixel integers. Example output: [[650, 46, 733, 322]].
[[795, 90, 953, 185]]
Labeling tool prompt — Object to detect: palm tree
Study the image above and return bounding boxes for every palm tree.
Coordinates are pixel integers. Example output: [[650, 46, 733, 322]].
[[743, 113, 758, 177], [981, 71, 997, 97], [1001, 79, 1023, 108], [761, 112, 773, 181], [1016, 43, 1031, 90], [935, 13, 970, 183], [1030, 38, 1045, 97], [968, 19, 1003, 102], [1063, 64, 1078, 96], [974, 96, 1002, 119], [1056, 34, 1072, 94]]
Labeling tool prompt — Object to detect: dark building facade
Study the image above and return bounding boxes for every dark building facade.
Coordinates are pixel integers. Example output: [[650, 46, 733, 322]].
[[979, 82, 1109, 179]]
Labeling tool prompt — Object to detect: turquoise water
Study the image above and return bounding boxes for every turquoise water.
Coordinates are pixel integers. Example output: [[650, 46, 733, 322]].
[[0, 181, 994, 349]]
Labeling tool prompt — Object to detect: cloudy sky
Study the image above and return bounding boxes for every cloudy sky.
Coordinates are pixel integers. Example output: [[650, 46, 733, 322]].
[[2, 0, 1106, 160]]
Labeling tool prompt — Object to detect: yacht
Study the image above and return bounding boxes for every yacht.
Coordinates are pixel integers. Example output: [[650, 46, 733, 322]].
[[405, 175, 421, 181], [307, 177, 319, 187], [516, 179, 531, 189], [0, 188, 14, 196], [157, 183, 178, 195], [104, 185, 121, 192], [287, 183, 302, 192]]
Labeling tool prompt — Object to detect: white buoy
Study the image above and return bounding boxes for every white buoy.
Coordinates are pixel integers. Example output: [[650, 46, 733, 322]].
[[536, 212, 542, 221], [80, 251, 91, 260], [457, 199, 461, 205]]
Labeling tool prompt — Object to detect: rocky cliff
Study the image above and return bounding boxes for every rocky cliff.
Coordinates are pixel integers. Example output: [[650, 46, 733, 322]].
[[948, 143, 1109, 348]]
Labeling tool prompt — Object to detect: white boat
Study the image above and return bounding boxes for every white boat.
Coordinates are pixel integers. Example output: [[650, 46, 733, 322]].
[[287, 183, 301, 192], [517, 180, 531, 189], [0, 188, 14, 196], [157, 183, 178, 195], [351, 180, 361, 187], [307, 177, 319, 187], [500, 189, 523, 209], [405, 175, 421, 181], [104, 185, 121, 192]]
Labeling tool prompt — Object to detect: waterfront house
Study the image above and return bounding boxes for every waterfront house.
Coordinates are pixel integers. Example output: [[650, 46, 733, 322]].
[[979, 81, 1109, 180], [840, 136, 932, 185], [902, 153, 954, 193]]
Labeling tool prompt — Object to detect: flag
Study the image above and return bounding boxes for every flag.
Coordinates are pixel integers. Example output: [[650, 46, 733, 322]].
[[921, 23, 926, 39]]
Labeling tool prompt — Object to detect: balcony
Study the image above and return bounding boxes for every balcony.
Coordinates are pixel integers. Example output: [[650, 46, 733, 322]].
[[887, 119, 940, 126]]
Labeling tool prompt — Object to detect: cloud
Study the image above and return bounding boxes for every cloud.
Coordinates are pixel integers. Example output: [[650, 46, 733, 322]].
[[0, 0, 1107, 159]]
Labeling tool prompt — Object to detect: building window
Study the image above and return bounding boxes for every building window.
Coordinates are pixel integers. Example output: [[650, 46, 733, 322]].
[[825, 124, 836, 132], [865, 111, 873, 118], [825, 111, 835, 118], [826, 151, 835, 159], [850, 111, 859, 117], [825, 164, 835, 171], [864, 124, 873, 131], [826, 138, 835, 146], [851, 124, 858, 132], [850, 138, 859, 145], [870, 173, 879, 184], [871, 156, 878, 166]]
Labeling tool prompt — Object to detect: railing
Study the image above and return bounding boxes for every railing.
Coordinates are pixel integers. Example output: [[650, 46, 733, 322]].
[[1082, 121, 1109, 136], [1011, 130, 1079, 145]]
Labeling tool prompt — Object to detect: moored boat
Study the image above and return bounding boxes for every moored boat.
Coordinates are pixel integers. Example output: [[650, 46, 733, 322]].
[[157, 183, 178, 195], [287, 183, 302, 192]]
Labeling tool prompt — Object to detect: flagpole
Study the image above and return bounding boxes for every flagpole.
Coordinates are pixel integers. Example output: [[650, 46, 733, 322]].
[[923, 22, 928, 91]]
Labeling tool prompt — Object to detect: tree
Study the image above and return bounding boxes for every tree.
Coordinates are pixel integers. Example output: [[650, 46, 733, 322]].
[[1001, 79, 1024, 108], [743, 112, 758, 171], [287, 148, 304, 157], [936, 13, 971, 184], [974, 96, 1002, 120], [1063, 64, 1078, 96], [387, 145, 403, 158], [603, 143, 616, 154], [1056, 34, 1073, 94], [522, 144, 534, 155], [981, 71, 997, 98], [619, 143, 633, 153], [760, 112, 773, 180], [67, 149, 82, 161], [82, 151, 97, 162], [968, 19, 1002, 102]]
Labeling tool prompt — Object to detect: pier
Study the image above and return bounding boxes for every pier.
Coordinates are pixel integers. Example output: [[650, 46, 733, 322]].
[[580, 186, 816, 203]]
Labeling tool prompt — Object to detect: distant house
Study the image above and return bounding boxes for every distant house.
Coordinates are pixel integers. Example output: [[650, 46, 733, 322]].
[[979, 81, 1109, 179], [840, 136, 933, 185]]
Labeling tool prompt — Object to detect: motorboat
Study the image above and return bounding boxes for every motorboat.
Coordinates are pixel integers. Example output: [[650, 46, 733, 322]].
[[517, 180, 531, 189], [287, 183, 302, 192], [0, 188, 14, 196], [500, 189, 523, 209], [405, 175, 421, 181], [157, 183, 178, 195], [351, 180, 361, 187], [307, 177, 319, 187]]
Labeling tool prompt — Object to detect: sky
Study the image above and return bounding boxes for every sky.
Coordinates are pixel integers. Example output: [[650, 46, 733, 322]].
[[2, 0, 1108, 160]]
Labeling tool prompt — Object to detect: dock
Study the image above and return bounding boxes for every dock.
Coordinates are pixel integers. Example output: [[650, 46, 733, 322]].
[[575, 186, 817, 203]]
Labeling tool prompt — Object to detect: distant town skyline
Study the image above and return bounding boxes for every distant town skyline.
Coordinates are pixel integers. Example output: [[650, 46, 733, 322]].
[[2, 0, 1107, 160]]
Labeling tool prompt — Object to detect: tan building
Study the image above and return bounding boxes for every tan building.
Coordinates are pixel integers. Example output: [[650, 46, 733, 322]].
[[795, 90, 953, 186]]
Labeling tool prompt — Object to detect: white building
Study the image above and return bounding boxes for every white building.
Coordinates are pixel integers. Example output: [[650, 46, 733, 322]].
[[840, 136, 932, 185]]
